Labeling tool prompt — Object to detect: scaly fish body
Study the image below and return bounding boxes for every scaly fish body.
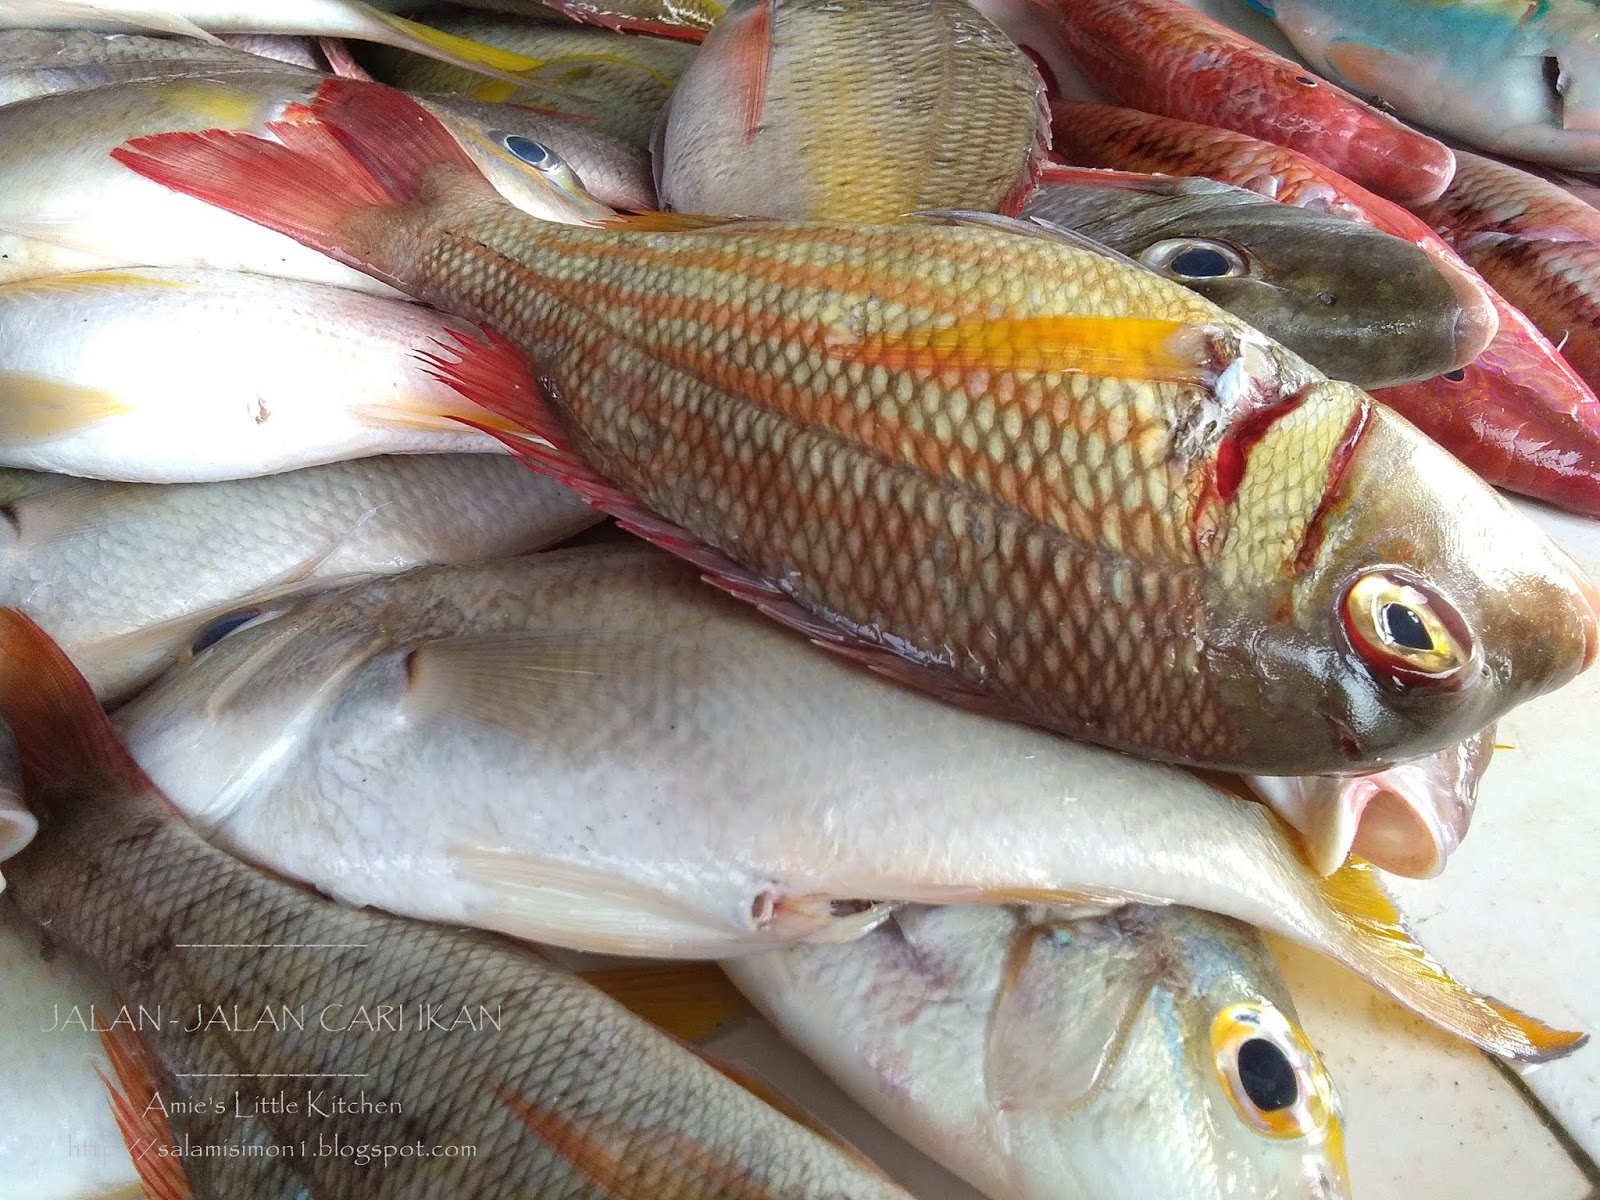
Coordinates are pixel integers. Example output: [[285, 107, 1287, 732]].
[[1022, 168, 1495, 387], [115, 78, 1600, 775], [1038, 0, 1456, 204], [0, 267, 528, 481], [1414, 149, 1600, 396], [0, 898, 142, 1200], [726, 904, 1348, 1200], [525, 0, 724, 38], [364, 11, 697, 149], [657, 0, 1049, 220], [1054, 101, 1600, 516], [111, 544, 1585, 1063], [1257, 0, 1600, 169], [0, 457, 596, 702], [0, 609, 912, 1200]]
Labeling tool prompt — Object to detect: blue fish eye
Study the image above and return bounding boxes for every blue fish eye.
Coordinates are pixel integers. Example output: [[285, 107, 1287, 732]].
[[1443, 368, 1467, 383], [1168, 246, 1235, 278], [495, 132, 557, 171]]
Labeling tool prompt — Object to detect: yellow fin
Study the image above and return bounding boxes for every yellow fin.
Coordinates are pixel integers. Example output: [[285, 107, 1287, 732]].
[[1318, 860, 1586, 1063], [0, 375, 130, 442], [0, 270, 192, 297], [826, 315, 1215, 380], [360, 6, 584, 92], [353, 398, 525, 436], [578, 963, 753, 1042]]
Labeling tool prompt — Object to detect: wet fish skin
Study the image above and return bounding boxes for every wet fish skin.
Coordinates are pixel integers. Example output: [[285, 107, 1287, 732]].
[[725, 904, 1349, 1200], [364, 10, 697, 149], [657, 0, 1049, 221], [1038, 0, 1456, 205], [1413, 149, 1600, 397], [0, 607, 915, 1200], [0, 457, 597, 703], [0, 267, 522, 482], [512, 0, 723, 38], [1256, 0, 1600, 170], [117, 78, 1600, 776], [1053, 101, 1600, 517], [1022, 169, 1493, 388], [110, 544, 1585, 1062]]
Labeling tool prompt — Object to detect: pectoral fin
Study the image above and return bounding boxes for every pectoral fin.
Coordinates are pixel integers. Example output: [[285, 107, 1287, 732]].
[[1322, 37, 1411, 97], [0, 375, 130, 443]]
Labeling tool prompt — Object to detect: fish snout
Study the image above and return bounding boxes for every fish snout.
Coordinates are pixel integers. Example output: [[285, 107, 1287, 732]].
[[1445, 270, 1499, 368]]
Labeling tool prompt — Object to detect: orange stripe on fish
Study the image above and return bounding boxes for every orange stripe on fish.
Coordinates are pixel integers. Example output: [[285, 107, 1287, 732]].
[[499, 1086, 786, 1200], [96, 1021, 192, 1200]]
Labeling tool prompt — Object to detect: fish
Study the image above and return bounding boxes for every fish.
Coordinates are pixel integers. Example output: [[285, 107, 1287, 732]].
[[362, 10, 698, 149], [0, 71, 612, 291], [0, 608, 913, 1200], [0, 268, 540, 482], [1021, 165, 1496, 388], [0, 457, 597, 703], [1053, 101, 1600, 517], [0, 897, 144, 1200], [656, 0, 1050, 221], [724, 903, 1349, 1200], [216, 31, 327, 69], [0, 0, 580, 89], [500, 0, 724, 39], [1412, 149, 1600, 397], [1253, 0, 1600, 169], [116, 77, 1600, 776], [110, 542, 1586, 1062], [1030, 0, 1456, 205], [1243, 728, 1495, 879]]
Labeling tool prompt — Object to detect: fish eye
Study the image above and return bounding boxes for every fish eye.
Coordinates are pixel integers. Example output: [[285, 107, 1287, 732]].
[[188, 607, 271, 657], [491, 131, 573, 178], [1211, 1003, 1337, 1141], [1138, 239, 1249, 280], [1342, 570, 1474, 687], [1443, 368, 1467, 382]]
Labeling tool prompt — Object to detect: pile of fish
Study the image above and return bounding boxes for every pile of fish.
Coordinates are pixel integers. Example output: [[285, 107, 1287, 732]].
[[1, 0, 1598, 1197]]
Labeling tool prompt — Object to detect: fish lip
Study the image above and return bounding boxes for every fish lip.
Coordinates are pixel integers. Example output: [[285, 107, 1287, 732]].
[[1444, 268, 1498, 368], [1549, 540, 1600, 672]]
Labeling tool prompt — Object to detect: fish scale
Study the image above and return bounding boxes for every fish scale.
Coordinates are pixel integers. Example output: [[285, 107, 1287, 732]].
[[113, 77, 1600, 775]]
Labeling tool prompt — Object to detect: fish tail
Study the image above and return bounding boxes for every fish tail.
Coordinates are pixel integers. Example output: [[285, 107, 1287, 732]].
[[95, 1022, 192, 1200], [1317, 860, 1587, 1063], [0, 609, 157, 811], [112, 78, 489, 288]]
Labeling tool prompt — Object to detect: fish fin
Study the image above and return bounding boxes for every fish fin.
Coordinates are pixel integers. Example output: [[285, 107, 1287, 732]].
[[1034, 163, 1203, 195], [0, 610, 160, 803], [449, 843, 757, 957], [113, 77, 481, 278], [1318, 860, 1586, 1062], [532, 0, 716, 40], [353, 5, 582, 91], [578, 964, 754, 1042], [986, 920, 1154, 1112], [18, 1, 224, 42], [0, 269, 194, 296], [722, 0, 773, 139], [1321, 38, 1408, 97], [912, 207, 1150, 268], [599, 211, 747, 232], [398, 629, 658, 733], [0, 375, 131, 444], [0, 477, 133, 549], [95, 1020, 191, 1200], [318, 36, 374, 81]]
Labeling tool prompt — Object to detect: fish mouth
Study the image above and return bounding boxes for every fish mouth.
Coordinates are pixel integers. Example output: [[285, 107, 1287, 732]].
[[0, 788, 36, 863], [1445, 270, 1498, 368], [1548, 539, 1600, 672]]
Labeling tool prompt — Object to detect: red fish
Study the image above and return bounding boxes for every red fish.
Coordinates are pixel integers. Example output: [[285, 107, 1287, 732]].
[[1025, 0, 1455, 205], [1053, 101, 1600, 517]]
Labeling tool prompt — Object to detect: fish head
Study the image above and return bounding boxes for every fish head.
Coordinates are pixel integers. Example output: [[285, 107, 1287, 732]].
[[986, 905, 1348, 1200], [1215, 385, 1599, 773], [1135, 211, 1496, 388]]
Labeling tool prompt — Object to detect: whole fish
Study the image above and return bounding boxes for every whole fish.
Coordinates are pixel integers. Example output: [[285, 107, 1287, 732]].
[[1022, 166, 1496, 387], [1413, 149, 1600, 396], [117, 77, 1600, 776], [1244, 728, 1495, 879], [0, 898, 142, 1200], [0, 0, 576, 88], [1254, 0, 1600, 169], [0, 268, 535, 482], [0, 72, 608, 291], [0, 609, 912, 1200], [363, 10, 698, 148], [111, 543, 1584, 1062], [1031, 0, 1456, 204], [0, 457, 596, 703], [1053, 101, 1600, 517], [656, 0, 1049, 220], [725, 904, 1349, 1200]]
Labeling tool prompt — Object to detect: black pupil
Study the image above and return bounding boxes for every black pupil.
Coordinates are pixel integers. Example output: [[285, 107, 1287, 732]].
[[1444, 368, 1467, 382], [1168, 247, 1234, 278], [191, 608, 261, 655], [1237, 1038, 1298, 1112], [502, 134, 551, 167], [1380, 602, 1434, 651]]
